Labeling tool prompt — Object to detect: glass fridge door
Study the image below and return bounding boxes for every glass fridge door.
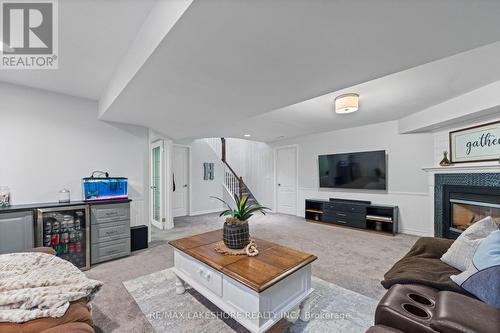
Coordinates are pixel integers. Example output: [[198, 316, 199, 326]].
[[37, 206, 90, 270]]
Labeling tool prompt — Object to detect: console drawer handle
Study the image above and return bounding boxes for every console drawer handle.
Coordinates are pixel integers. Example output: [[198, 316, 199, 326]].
[[337, 220, 347, 224]]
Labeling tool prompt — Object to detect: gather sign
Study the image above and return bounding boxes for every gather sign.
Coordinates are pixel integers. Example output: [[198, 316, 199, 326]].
[[450, 121, 500, 163]]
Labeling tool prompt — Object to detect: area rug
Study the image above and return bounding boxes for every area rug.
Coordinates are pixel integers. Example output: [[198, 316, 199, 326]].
[[123, 268, 377, 333]]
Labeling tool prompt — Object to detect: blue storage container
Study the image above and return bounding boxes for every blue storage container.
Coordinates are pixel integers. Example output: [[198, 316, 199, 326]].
[[82, 177, 128, 201]]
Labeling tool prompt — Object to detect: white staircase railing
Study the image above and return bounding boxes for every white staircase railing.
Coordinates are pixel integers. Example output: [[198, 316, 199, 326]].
[[224, 165, 241, 198], [205, 137, 258, 204]]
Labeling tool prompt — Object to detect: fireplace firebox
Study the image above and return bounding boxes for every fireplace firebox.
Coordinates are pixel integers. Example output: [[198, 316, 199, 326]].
[[443, 185, 500, 239]]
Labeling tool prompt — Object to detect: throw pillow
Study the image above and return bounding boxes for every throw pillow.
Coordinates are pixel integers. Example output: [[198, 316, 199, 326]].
[[451, 230, 500, 307], [441, 216, 498, 271]]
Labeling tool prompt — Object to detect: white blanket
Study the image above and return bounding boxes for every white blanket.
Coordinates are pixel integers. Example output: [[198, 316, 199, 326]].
[[0, 252, 102, 323]]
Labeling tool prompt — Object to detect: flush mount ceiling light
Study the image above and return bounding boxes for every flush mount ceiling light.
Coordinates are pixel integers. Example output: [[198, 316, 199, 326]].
[[244, 134, 251, 137], [334, 93, 359, 114]]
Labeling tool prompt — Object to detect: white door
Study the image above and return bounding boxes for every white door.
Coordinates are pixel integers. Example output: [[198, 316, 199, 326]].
[[150, 141, 164, 229], [173, 146, 189, 217], [276, 146, 297, 215]]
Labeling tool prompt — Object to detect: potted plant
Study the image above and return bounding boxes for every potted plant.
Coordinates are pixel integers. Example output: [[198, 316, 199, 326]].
[[212, 194, 270, 249]]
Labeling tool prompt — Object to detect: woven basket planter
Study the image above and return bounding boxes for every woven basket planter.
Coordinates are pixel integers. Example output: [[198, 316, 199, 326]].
[[223, 220, 250, 249]]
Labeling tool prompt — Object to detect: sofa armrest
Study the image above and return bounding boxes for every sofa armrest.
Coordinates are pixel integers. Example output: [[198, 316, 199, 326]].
[[430, 291, 500, 333], [31, 247, 56, 255]]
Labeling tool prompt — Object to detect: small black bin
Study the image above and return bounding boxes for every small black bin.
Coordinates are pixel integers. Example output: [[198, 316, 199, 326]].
[[131, 225, 148, 251]]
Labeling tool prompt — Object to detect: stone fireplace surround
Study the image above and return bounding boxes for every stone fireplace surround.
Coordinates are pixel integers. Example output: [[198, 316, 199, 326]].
[[434, 172, 500, 237]]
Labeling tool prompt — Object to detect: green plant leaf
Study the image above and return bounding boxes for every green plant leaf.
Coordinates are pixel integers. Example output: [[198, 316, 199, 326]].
[[210, 196, 233, 210], [239, 195, 248, 210]]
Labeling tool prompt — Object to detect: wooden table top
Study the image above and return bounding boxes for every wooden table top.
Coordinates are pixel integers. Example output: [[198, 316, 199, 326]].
[[169, 229, 317, 292]]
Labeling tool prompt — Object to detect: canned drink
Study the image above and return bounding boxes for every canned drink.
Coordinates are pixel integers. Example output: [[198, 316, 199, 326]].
[[61, 243, 68, 254], [43, 234, 51, 246], [44, 221, 52, 234], [60, 232, 69, 244], [74, 219, 81, 230], [52, 221, 60, 233], [51, 233, 60, 246], [69, 243, 76, 253], [75, 230, 81, 242], [60, 221, 67, 232], [74, 242, 81, 253], [69, 231, 77, 243], [67, 219, 74, 231]]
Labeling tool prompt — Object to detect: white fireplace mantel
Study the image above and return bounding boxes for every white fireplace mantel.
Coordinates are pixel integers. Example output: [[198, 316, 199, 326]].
[[422, 164, 500, 174]]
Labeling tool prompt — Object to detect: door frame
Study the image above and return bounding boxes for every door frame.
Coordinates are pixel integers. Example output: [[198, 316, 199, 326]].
[[273, 144, 299, 215], [173, 144, 192, 217], [150, 140, 165, 229]]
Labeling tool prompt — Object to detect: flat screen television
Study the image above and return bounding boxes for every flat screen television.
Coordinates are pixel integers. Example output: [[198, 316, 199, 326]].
[[318, 150, 386, 190]]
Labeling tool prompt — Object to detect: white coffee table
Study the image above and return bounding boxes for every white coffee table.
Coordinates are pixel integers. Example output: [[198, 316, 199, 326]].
[[169, 230, 317, 333]]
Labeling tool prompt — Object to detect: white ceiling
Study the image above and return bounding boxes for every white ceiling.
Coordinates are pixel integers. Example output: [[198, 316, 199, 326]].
[[226, 42, 500, 141], [0, 0, 156, 100], [100, 0, 500, 141], [2, 1, 500, 142]]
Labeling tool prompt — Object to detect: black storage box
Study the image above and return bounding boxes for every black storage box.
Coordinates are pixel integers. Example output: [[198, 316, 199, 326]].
[[131, 225, 148, 251]]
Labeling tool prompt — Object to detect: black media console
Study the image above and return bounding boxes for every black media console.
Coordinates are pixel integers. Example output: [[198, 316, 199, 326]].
[[305, 198, 398, 235]]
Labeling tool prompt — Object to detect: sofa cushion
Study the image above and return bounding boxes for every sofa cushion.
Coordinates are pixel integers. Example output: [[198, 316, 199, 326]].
[[382, 237, 466, 293], [441, 216, 498, 271], [430, 291, 500, 333], [0, 299, 94, 333], [451, 230, 500, 307]]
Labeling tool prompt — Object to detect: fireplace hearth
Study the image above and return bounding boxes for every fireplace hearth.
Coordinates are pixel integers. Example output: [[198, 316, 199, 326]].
[[443, 185, 500, 239]]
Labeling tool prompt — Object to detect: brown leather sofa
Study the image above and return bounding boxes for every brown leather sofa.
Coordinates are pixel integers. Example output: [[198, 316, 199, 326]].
[[0, 248, 95, 333], [367, 237, 500, 333]]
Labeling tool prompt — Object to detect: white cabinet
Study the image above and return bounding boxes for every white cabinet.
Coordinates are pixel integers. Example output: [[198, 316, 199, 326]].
[[0, 211, 34, 254]]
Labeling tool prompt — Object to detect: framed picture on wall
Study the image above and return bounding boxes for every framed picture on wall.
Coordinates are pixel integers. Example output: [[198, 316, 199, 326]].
[[449, 120, 500, 163]]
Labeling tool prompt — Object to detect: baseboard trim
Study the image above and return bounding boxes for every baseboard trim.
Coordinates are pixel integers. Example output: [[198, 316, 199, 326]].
[[399, 228, 433, 237], [298, 187, 429, 197], [151, 219, 163, 230], [190, 208, 222, 216]]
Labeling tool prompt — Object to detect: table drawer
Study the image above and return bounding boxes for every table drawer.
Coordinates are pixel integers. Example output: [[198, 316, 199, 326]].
[[91, 203, 130, 224], [175, 250, 223, 297], [91, 237, 130, 264], [91, 220, 130, 244]]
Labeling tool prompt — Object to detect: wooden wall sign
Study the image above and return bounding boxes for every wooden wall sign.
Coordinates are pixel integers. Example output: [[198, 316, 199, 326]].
[[449, 120, 500, 163]]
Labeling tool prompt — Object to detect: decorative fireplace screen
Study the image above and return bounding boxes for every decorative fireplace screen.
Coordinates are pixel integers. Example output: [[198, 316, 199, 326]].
[[450, 199, 500, 234]]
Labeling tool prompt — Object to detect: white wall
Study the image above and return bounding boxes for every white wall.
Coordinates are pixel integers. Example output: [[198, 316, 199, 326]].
[[271, 120, 435, 236], [0, 83, 149, 228], [187, 139, 224, 215]]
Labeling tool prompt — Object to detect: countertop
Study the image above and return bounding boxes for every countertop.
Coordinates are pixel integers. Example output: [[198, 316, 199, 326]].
[[0, 198, 132, 214]]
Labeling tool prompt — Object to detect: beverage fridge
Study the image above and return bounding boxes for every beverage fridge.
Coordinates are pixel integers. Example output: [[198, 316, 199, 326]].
[[36, 206, 90, 270]]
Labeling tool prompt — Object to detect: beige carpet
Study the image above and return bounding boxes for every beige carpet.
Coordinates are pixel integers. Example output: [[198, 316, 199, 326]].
[[85, 212, 417, 333]]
